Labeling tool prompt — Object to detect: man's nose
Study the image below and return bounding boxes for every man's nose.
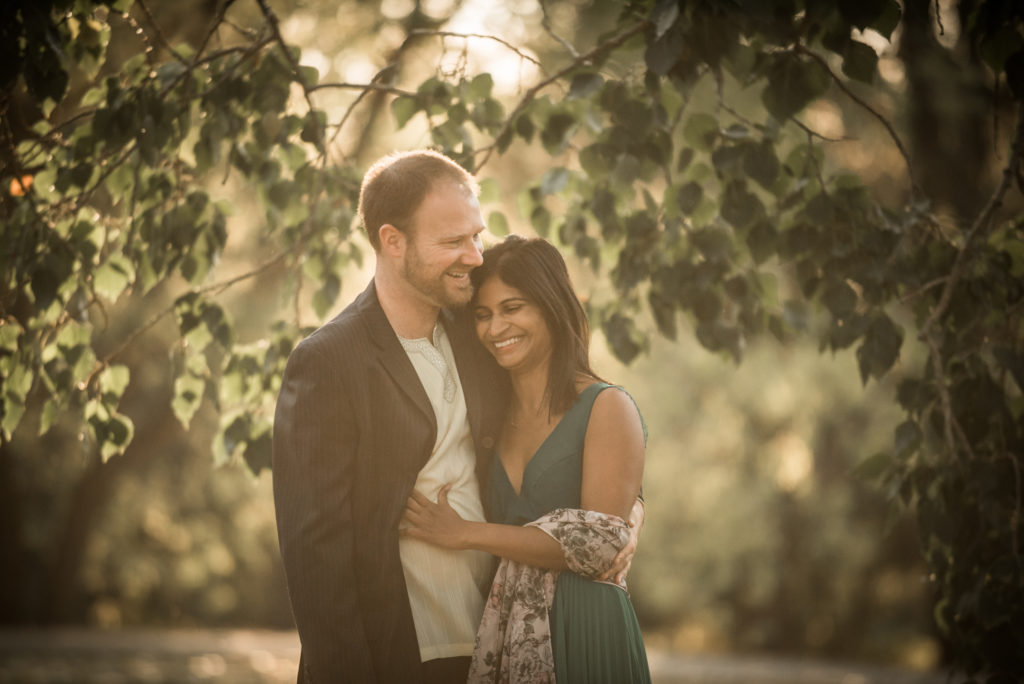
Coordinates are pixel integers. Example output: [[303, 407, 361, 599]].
[[464, 238, 483, 267]]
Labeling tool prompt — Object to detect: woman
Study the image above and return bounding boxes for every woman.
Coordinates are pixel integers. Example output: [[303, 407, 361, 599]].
[[402, 235, 651, 683]]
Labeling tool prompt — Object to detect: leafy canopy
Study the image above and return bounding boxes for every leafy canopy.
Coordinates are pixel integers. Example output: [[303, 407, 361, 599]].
[[1, 0, 1023, 679]]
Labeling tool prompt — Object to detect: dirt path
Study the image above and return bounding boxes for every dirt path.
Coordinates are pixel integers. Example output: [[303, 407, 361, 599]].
[[0, 628, 945, 684]]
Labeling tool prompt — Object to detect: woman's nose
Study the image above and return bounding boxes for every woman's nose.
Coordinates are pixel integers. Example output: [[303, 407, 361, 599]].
[[488, 314, 508, 337]]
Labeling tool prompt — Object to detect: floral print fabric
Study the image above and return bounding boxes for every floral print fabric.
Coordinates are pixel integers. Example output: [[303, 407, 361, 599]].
[[467, 508, 630, 684]]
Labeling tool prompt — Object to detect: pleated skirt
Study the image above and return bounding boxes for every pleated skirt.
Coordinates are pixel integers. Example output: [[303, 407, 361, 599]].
[[548, 572, 652, 684]]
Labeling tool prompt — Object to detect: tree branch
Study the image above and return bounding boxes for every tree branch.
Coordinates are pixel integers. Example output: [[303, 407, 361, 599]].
[[923, 331, 958, 460], [539, 0, 579, 59], [796, 45, 920, 196], [918, 105, 1024, 339], [135, 0, 190, 65], [310, 82, 417, 98], [254, 0, 324, 153], [100, 251, 289, 368], [473, 20, 650, 173], [790, 116, 851, 143], [409, 29, 545, 69]]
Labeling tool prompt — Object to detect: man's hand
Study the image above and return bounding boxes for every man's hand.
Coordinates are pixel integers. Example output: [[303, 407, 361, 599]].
[[600, 497, 645, 584]]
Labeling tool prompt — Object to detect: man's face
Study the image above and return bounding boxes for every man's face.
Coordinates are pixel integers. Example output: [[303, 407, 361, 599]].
[[400, 182, 485, 309]]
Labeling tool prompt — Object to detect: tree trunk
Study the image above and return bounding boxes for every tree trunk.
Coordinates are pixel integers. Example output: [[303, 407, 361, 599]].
[[900, 0, 992, 221]]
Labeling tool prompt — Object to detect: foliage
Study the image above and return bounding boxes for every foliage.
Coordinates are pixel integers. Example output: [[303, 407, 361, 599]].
[[2, 0, 1023, 679]]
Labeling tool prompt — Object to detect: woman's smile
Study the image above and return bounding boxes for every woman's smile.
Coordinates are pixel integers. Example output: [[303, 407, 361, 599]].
[[494, 335, 523, 350]]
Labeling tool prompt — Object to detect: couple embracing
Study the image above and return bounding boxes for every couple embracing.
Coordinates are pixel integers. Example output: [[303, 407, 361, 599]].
[[272, 150, 651, 684]]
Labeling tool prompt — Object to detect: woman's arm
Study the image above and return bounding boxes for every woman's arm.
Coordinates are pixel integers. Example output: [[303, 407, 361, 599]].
[[580, 387, 646, 519], [402, 487, 568, 570], [402, 387, 645, 575]]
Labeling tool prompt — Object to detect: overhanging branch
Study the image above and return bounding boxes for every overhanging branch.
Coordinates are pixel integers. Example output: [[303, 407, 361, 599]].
[[797, 45, 920, 197], [919, 105, 1024, 339], [473, 20, 650, 173]]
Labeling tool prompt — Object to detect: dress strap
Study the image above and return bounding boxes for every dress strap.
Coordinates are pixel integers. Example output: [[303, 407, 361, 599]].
[[577, 382, 647, 444]]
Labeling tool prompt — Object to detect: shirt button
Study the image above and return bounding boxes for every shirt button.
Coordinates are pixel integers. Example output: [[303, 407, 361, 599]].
[[481, 436, 495, 449]]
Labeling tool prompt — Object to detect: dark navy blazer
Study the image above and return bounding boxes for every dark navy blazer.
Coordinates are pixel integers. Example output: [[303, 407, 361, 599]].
[[272, 280, 505, 683]]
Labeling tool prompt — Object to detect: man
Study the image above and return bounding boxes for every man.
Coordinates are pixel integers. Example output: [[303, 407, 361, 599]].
[[273, 150, 505, 683], [273, 150, 640, 683]]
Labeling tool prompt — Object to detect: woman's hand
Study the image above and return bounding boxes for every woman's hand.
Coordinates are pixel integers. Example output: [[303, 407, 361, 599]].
[[401, 484, 472, 550]]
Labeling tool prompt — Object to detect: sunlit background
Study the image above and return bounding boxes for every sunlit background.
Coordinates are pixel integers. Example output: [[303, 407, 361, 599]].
[[3, 0, 983, 680]]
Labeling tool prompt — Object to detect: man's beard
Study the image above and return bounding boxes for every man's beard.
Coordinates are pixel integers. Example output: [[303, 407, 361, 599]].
[[402, 244, 472, 310]]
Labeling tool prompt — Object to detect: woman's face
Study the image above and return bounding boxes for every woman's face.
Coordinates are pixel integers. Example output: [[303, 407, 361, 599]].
[[473, 275, 553, 374]]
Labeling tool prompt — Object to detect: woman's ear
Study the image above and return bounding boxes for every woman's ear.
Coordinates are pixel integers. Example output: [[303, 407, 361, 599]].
[[378, 224, 406, 258]]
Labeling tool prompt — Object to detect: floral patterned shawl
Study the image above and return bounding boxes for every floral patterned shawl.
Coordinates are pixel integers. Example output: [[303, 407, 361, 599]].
[[466, 508, 630, 684]]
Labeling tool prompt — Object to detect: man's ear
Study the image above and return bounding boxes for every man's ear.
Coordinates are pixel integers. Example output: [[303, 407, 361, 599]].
[[378, 224, 406, 257]]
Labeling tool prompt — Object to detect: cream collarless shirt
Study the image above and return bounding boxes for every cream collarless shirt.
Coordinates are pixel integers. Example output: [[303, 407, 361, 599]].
[[396, 323, 493, 662]]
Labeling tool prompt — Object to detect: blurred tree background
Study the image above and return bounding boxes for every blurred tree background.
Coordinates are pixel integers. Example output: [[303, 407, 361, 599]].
[[2, 0, 1022, 681]]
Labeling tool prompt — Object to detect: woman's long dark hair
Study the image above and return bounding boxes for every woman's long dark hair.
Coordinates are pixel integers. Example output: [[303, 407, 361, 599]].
[[470, 235, 602, 415]]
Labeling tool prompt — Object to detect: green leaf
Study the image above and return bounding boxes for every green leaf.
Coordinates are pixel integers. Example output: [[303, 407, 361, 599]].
[[746, 221, 777, 264], [822, 280, 858, 319], [243, 428, 273, 473], [676, 182, 703, 215], [843, 40, 878, 84], [38, 397, 60, 437], [172, 372, 205, 429], [645, 25, 685, 76], [720, 181, 763, 229], [743, 142, 780, 190], [839, 0, 893, 31], [81, 84, 106, 107], [540, 167, 570, 196], [540, 112, 576, 154], [478, 178, 500, 204], [870, 1, 902, 39], [530, 206, 552, 237], [93, 254, 134, 300], [854, 451, 891, 480], [300, 110, 326, 144], [856, 313, 903, 384], [488, 211, 510, 237], [299, 65, 320, 87], [99, 412, 134, 462], [568, 72, 604, 99], [683, 113, 719, 151], [0, 322, 21, 352], [762, 55, 831, 121], [99, 364, 130, 401], [980, 25, 1024, 72], [2, 361, 33, 440], [602, 313, 643, 364], [391, 96, 419, 129], [894, 420, 922, 459], [312, 275, 341, 319], [466, 73, 493, 101], [651, 0, 681, 39]]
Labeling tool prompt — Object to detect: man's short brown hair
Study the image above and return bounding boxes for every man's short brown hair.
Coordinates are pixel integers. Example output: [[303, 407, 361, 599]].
[[358, 150, 479, 251]]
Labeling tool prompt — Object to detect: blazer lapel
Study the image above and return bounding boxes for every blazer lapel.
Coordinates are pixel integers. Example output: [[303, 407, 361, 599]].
[[357, 281, 436, 432]]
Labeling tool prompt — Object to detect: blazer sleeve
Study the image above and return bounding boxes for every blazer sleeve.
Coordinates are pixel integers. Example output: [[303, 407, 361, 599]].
[[273, 339, 374, 681]]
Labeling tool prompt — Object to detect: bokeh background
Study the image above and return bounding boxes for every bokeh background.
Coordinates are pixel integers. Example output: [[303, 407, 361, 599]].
[[6, 0, 1004, 680]]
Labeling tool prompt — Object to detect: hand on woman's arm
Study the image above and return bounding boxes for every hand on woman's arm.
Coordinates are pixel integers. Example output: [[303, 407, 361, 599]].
[[599, 496, 645, 583], [402, 486, 568, 570]]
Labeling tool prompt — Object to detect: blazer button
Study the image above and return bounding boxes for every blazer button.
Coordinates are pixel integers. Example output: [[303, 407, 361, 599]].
[[481, 436, 495, 449]]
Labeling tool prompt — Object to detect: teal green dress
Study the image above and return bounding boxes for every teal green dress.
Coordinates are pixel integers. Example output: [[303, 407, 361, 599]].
[[486, 383, 652, 684]]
